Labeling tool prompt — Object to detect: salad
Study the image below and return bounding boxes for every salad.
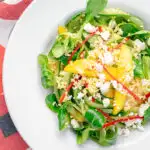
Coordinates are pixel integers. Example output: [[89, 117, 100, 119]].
[[38, 0, 150, 146]]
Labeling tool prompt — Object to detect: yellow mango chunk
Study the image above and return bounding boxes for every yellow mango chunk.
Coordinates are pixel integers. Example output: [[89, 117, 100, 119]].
[[113, 91, 126, 115], [64, 59, 117, 80], [64, 59, 96, 75], [58, 26, 67, 34], [104, 67, 117, 81], [118, 45, 133, 71], [105, 88, 115, 99], [112, 45, 133, 114]]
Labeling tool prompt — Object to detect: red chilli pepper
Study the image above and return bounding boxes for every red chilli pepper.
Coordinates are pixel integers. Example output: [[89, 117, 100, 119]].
[[97, 109, 112, 120], [145, 92, 150, 99], [108, 37, 130, 52], [103, 116, 143, 128], [68, 26, 104, 63], [92, 97, 96, 102], [59, 82, 74, 103], [101, 63, 143, 103]]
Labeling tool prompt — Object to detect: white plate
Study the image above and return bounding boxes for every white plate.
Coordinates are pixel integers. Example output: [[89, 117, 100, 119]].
[[3, 0, 150, 150]]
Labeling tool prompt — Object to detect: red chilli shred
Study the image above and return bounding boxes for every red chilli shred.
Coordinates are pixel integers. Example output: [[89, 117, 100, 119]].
[[109, 37, 130, 52], [145, 92, 150, 99], [103, 116, 143, 128], [59, 82, 74, 103], [92, 97, 96, 102], [101, 64, 143, 103], [97, 109, 112, 120], [68, 27, 103, 63]]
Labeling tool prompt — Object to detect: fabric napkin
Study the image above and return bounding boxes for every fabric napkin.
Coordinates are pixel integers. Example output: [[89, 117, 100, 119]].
[[0, 0, 32, 149]]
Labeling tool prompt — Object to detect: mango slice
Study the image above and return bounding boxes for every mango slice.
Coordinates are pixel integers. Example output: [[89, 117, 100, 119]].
[[58, 26, 67, 34], [113, 91, 126, 115], [64, 59, 117, 80], [112, 44, 133, 114]]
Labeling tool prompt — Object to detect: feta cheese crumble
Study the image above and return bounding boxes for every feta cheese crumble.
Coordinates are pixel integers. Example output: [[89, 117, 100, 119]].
[[100, 82, 110, 94], [96, 63, 103, 72], [134, 39, 146, 51], [68, 95, 72, 100], [111, 80, 118, 89], [77, 92, 84, 99], [103, 51, 114, 65], [103, 98, 110, 108], [71, 119, 80, 129], [98, 74, 106, 81], [100, 31, 110, 41], [84, 23, 97, 33], [139, 103, 149, 117]]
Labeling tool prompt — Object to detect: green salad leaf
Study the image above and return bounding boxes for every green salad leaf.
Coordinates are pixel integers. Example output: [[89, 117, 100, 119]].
[[85, 108, 105, 128], [45, 94, 59, 113], [99, 126, 118, 146], [51, 35, 80, 58], [144, 107, 150, 123], [66, 12, 85, 33], [133, 58, 145, 79], [38, 54, 48, 65], [128, 30, 150, 38], [58, 104, 70, 131], [145, 48, 150, 56], [120, 23, 139, 37], [77, 128, 90, 144], [86, 0, 108, 19], [142, 56, 150, 79], [66, 103, 85, 122], [38, 54, 54, 88], [129, 16, 144, 30], [58, 55, 68, 66]]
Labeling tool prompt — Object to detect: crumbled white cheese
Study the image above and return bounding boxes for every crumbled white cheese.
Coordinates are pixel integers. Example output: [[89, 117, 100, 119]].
[[134, 39, 146, 51], [96, 82, 102, 88], [68, 95, 72, 100], [111, 80, 124, 93], [100, 82, 110, 94], [103, 98, 110, 108], [71, 119, 80, 129], [148, 97, 150, 104], [111, 80, 118, 89], [118, 128, 130, 136], [125, 119, 139, 127], [109, 20, 117, 29], [139, 103, 149, 117], [96, 63, 103, 72], [77, 92, 84, 99], [98, 74, 106, 81], [84, 23, 97, 33], [100, 31, 110, 41], [103, 51, 114, 65]]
